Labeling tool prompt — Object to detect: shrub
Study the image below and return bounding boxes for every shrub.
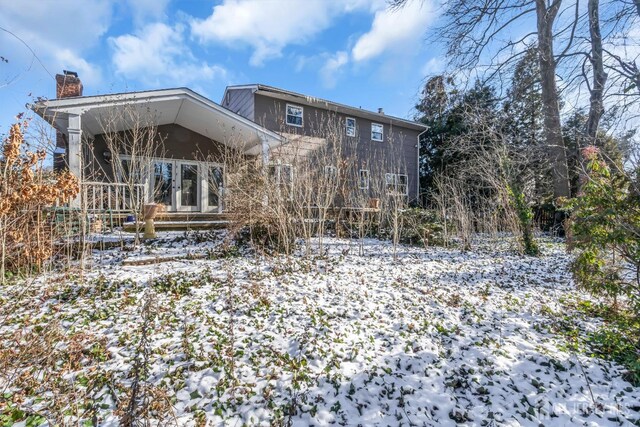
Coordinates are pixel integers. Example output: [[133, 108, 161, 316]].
[[567, 146, 639, 305], [508, 186, 540, 256], [567, 146, 640, 384], [233, 220, 296, 255], [398, 208, 444, 247], [1, 118, 79, 278]]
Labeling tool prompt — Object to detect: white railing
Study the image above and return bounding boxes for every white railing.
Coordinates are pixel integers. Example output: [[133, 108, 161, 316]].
[[82, 181, 147, 213]]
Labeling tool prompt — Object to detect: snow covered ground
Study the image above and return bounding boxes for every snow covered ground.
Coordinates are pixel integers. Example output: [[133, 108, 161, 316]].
[[2, 232, 639, 426]]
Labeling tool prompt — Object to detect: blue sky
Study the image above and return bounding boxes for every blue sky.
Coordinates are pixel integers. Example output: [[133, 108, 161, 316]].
[[0, 0, 443, 139]]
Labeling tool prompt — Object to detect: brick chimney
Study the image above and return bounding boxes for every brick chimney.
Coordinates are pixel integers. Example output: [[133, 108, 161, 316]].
[[56, 70, 83, 98], [54, 71, 83, 171]]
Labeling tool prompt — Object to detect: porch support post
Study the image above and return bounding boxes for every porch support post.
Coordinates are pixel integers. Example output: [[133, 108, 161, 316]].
[[67, 113, 83, 208], [261, 134, 270, 167], [261, 135, 270, 206]]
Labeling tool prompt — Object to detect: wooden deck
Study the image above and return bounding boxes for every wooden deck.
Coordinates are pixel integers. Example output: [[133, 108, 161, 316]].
[[122, 212, 230, 232]]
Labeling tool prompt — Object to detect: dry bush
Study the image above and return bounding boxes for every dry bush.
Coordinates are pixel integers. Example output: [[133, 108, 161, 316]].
[[0, 319, 112, 425], [211, 110, 417, 256], [0, 118, 79, 280], [429, 107, 541, 253], [95, 104, 166, 244]]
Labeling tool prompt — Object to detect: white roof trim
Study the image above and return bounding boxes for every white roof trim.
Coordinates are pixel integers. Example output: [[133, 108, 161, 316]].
[[32, 87, 282, 144]]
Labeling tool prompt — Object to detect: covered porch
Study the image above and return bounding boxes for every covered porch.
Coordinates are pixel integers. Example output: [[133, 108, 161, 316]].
[[32, 88, 283, 214]]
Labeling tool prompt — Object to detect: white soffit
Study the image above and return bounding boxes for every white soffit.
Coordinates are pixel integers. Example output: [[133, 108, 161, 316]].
[[32, 89, 282, 153]]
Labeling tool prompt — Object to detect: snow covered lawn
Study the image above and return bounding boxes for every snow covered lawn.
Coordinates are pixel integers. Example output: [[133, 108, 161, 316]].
[[1, 233, 639, 426]]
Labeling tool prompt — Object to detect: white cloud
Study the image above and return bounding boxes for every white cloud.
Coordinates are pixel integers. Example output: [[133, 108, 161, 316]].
[[320, 51, 349, 88], [190, 0, 380, 66], [110, 23, 228, 86], [125, 0, 171, 26], [54, 49, 102, 86], [0, 0, 111, 87], [421, 57, 445, 76], [352, 0, 436, 63]]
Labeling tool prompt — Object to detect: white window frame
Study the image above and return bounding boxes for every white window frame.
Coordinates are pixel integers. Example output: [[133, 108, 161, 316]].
[[385, 172, 409, 196], [346, 117, 356, 137], [371, 123, 384, 142], [359, 169, 369, 190], [385, 173, 396, 193], [286, 104, 304, 127], [269, 163, 294, 183], [268, 162, 294, 199], [324, 165, 337, 178], [397, 174, 409, 196]]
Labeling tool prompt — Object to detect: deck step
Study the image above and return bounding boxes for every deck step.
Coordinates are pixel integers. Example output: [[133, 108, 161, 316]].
[[158, 212, 230, 222], [123, 220, 229, 232]]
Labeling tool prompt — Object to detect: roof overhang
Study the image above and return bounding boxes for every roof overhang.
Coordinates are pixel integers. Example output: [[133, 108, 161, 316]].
[[31, 88, 283, 156]]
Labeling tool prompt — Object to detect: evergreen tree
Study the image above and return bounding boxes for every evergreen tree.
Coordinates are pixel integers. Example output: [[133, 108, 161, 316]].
[[415, 77, 500, 201], [502, 47, 552, 205]]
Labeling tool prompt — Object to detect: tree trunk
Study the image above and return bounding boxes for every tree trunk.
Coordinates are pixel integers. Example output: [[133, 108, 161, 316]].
[[535, 0, 571, 198], [634, 0, 640, 17], [586, 0, 607, 142]]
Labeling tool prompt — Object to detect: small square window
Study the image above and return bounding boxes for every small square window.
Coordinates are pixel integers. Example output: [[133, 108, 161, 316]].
[[346, 117, 356, 137], [371, 123, 383, 141], [359, 169, 369, 190], [286, 104, 303, 127], [324, 165, 337, 179]]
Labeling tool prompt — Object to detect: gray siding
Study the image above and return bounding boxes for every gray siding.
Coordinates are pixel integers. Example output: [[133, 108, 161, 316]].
[[253, 94, 421, 202], [222, 88, 255, 122], [83, 124, 227, 181]]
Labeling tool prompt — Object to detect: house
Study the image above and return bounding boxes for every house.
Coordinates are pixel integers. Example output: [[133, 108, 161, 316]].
[[221, 84, 425, 202], [32, 72, 426, 217]]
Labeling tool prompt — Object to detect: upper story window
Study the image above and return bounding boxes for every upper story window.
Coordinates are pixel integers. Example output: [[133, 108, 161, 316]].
[[371, 123, 383, 142], [346, 117, 356, 137], [286, 104, 303, 127]]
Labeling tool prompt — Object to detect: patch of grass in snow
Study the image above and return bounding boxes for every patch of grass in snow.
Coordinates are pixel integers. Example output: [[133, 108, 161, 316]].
[[151, 270, 216, 296], [544, 296, 640, 385], [574, 301, 640, 386]]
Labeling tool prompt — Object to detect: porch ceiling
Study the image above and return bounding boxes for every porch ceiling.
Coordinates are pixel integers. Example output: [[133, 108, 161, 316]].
[[31, 88, 282, 156]]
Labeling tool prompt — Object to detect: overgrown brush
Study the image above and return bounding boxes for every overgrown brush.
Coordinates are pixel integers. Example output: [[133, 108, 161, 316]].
[[0, 117, 79, 280], [392, 208, 444, 248]]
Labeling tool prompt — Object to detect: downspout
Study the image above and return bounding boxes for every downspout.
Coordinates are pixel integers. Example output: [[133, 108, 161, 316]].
[[417, 127, 429, 206]]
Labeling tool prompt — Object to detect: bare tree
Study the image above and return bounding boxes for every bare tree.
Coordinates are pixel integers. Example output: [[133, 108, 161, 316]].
[[96, 103, 165, 244], [535, 0, 571, 198], [391, 0, 578, 197], [586, 0, 608, 142]]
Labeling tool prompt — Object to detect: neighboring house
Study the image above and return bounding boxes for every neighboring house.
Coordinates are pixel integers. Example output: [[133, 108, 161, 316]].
[[32, 72, 426, 215]]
